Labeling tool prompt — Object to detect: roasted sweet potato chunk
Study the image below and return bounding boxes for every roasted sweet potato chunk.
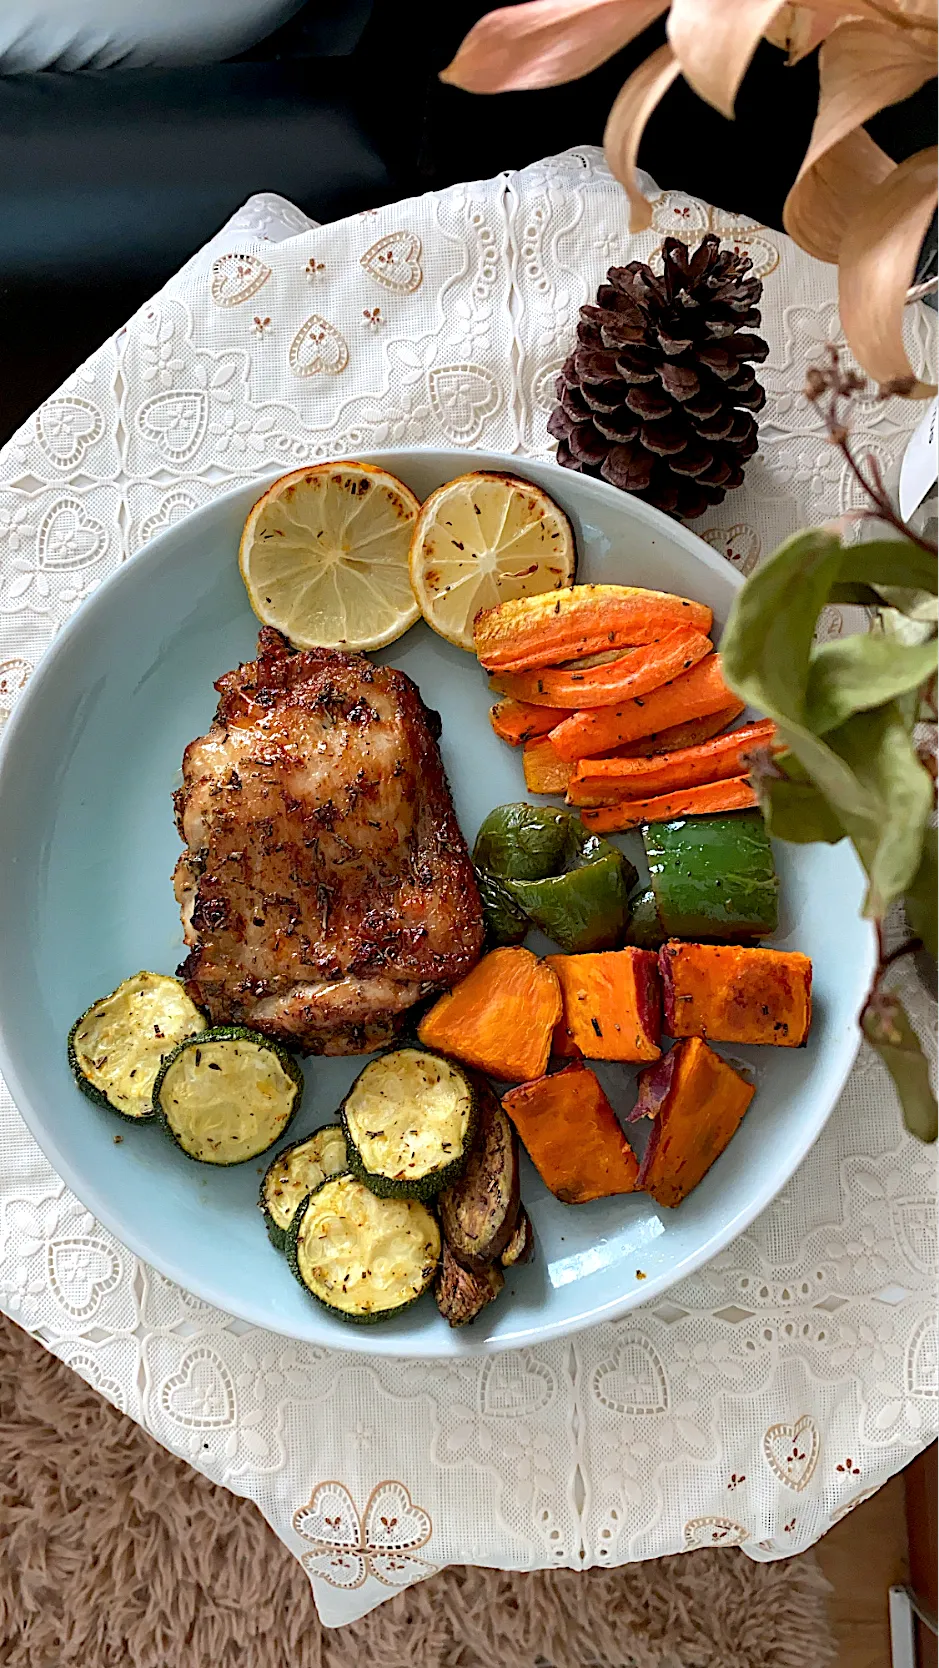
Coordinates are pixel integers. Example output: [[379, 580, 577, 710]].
[[634, 1037, 755, 1206], [659, 941, 813, 1047], [502, 1065, 639, 1203], [418, 946, 562, 1082], [547, 948, 662, 1063]]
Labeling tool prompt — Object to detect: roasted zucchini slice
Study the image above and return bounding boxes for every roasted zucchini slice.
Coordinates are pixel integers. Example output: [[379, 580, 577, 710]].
[[438, 1079, 519, 1268], [287, 1173, 440, 1324], [68, 972, 207, 1121], [341, 1047, 477, 1200], [153, 1026, 303, 1164], [259, 1125, 348, 1251]]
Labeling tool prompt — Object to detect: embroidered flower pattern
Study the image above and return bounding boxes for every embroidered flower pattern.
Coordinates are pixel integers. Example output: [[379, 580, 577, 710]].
[[293, 1481, 435, 1590]]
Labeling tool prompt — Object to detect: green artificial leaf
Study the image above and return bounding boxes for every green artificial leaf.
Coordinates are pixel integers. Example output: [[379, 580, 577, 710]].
[[838, 538, 938, 596], [758, 775, 848, 844], [875, 586, 939, 623], [723, 526, 935, 919], [754, 752, 847, 844], [721, 528, 845, 720], [904, 827, 938, 961], [827, 704, 934, 917], [804, 634, 938, 734], [862, 988, 937, 1143], [827, 582, 883, 607]]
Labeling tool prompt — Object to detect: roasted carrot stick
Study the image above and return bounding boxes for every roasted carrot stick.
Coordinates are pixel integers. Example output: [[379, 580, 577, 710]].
[[474, 585, 713, 672], [567, 720, 776, 806], [523, 738, 573, 795], [579, 776, 758, 833], [549, 653, 735, 760], [611, 702, 745, 757], [490, 628, 713, 708], [489, 699, 570, 746]]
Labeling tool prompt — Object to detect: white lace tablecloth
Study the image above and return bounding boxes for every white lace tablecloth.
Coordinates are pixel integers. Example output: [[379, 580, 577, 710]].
[[0, 149, 935, 1629]]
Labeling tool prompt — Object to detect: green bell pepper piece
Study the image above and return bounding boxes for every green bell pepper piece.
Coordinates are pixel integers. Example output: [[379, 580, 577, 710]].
[[643, 810, 778, 941], [474, 866, 528, 946], [474, 804, 570, 881], [626, 886, 666, 950], [473, 804, 637, 954]]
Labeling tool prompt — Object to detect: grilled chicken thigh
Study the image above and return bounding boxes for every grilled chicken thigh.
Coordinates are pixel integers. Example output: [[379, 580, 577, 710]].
[[174, 629, 483, 1054]]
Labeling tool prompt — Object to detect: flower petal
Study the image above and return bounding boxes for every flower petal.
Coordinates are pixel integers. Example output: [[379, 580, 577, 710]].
[[785, 126, 895, 262], [784, 18, 936, 259], [667, 0, 787, 117], [839, 145, 939, 396], [440, 0, 667, 93], [604, 44, 683, 230]]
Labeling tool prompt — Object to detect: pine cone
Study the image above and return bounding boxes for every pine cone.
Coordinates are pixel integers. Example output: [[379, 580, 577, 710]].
[[548, 234, 768, 521]]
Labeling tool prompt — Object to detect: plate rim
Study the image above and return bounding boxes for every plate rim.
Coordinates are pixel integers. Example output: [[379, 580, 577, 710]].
[[0, 449, 875, 1355]]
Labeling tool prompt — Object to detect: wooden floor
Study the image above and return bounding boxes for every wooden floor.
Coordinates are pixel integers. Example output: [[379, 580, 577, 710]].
[[814, 1471, 910, 1668]]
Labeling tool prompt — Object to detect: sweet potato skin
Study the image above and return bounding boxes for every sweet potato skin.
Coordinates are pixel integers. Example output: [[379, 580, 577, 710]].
[[502, 1064, 640, 1203], [474, 585, 713, 672], [547, 948, 662, 1063], [659, 941, 813, 1047], [578, 776, 758, 833], [417, 946, 562, 1081], [635, 1037, 755, 1206], [549, 654, 735, 760]]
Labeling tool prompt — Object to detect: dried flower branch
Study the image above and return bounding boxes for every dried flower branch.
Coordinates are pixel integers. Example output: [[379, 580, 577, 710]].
[[443, 0, 938, 397], [805, 345, 939, 554]]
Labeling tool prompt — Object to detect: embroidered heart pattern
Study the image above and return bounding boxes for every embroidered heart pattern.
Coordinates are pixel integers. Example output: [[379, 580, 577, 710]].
[[210, 252, 272, 308], [906, 1315, 938, 1396], [288, 315, 349, 378], [35, 397, 104, 469], [137, 391, 208, 463], [684, 1515, 748, 1549], [479, 1353, 555, 1417], [762, 1414, 820, 1491], [294, 1480, 435, 1591], [360, 231, 423, 294], [37, 498, 107, 571], [139, 490, 198, 547], [64, 1351, 127, 1414], [363, 1482, 433, 1556], [428, 365, 501, 444], [160, 1346, 236, 1427], [0, 657, 32, 712], [713, 216, 780, 279], [701, 523, 760, 576], [47, 1237, 122, 1319], [592, 1338, 668, 1415], [651, 191, 710, 244], [893, 1199, 933, 1274]]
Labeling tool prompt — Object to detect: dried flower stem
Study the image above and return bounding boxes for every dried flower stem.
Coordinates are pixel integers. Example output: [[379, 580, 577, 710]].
[[805, 346, 939, 556]]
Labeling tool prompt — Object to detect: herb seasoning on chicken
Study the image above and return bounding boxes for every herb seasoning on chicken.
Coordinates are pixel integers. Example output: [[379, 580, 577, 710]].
[[173, 629, 484, 1054]]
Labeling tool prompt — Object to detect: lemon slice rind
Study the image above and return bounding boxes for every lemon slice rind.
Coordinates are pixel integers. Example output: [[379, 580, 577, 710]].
[[408, 471, 576, 651], [239, 462, 422, 652]]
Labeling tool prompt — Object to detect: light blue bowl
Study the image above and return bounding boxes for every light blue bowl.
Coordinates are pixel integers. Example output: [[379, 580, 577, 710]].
[[0, 450, 876, 1356]]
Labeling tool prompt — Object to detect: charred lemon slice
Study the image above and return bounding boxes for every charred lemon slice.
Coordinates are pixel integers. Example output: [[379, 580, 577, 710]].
[[409, 472, 576, 651], [239, 462, 422, 651]]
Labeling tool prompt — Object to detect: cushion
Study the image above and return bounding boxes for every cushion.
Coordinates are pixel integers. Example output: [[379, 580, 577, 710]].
[[0, 0, 307, 70]]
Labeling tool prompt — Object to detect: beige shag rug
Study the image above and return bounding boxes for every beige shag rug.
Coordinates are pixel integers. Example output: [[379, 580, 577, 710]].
[[0, 1313, 834, 1668]]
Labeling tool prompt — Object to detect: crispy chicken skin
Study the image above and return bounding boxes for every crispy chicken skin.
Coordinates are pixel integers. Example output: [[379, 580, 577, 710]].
[[174, 628, 484, 1054]]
